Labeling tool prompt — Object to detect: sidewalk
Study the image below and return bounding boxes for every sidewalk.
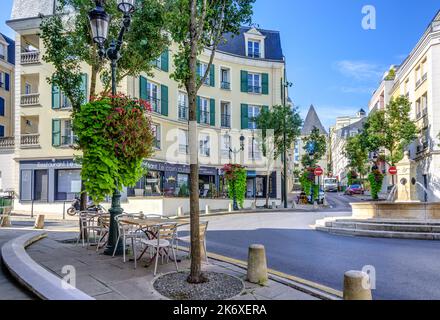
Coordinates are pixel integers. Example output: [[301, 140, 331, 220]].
[[26, 230, 318, 300]]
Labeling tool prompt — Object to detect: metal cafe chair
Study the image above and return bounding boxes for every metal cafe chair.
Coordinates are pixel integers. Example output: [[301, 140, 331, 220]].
[[112, 213, 144, 267]]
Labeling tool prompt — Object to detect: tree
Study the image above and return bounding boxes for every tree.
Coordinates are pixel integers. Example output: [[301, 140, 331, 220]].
[[301, 127, 327, 168], [40, 0, 168, 208], [344, 134, 369, 179], [256, 105, 302, 207], [364, 96, 417, 165], [164, 0, 254, 283]]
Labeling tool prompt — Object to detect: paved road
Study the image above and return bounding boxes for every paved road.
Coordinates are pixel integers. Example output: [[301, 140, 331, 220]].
[[205, 195, 440, 300]]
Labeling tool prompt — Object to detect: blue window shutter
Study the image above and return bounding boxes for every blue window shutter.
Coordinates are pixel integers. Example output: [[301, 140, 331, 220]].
[[210, 64, 215, 87], [161, 84, 168, 116], [52, 119, 61, 147], [5, 73, 10, 91], [161, 50, 169, 72], [0, 125, 4, 137], [52, 82, 60, 109], [0, 97, 4, 116], [139, 76, 148, 100], [262, 73, 269, 95], [241, 71, 248, 92], [210, 98, 215, 126], [196, 96, 201, 123], [241, 104, 249, 129]]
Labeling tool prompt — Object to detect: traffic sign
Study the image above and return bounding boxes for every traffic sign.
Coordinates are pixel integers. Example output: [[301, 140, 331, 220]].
[[389, 166, 398, 175], [314, 167, 324, 176]]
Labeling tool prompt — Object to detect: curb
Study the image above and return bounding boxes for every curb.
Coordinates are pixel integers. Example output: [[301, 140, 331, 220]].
[[1, 231, 95, 300], [177, 246, 342, 300]]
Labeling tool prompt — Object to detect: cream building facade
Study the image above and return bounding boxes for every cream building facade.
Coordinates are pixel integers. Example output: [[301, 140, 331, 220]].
[[368, 10, 440, 201], [4, 0, 288, 215]]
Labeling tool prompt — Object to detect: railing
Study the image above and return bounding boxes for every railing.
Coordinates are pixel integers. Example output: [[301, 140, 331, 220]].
[[20, 134, 40, 147], [0, 137, 15, 149], [221, 114, 231, 128], [61, 135, 76, 147], [178, 105, 188, 120], [422, 73, 428, 82], [21, 93, 40, 106], [200, 148, 210, 157], [248, 85, 262, 94], [21, 51, 40, 64], [248, 52, 260, 58], [179, 144, 188, 154], [416, 73, 428, 89], [154, 138, 161, 149], [199, 111, 210, 125], [221, 81, 231, 90], [147, 96, 161, 113]]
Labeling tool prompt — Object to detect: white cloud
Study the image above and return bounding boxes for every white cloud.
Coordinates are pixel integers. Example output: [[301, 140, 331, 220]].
[[339, 86, 376, 94], [335, 60, 384, 81]]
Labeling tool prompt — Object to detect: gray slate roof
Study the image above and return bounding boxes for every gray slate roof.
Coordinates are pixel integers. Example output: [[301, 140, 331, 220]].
[[301, 105, 327, 136], [218, 27, 284, 61], [0, 33, 15, 65], [338, 118, 367, 139]]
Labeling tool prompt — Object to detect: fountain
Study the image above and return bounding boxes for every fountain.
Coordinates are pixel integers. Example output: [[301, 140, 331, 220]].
[[351, 152, 440, 220]]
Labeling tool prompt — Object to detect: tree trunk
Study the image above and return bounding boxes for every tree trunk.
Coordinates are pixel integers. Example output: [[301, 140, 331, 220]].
[[266, 172, 270, 208], [187, 0, 205, 284]]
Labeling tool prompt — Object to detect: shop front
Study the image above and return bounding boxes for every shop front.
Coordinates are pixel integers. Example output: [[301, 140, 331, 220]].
[[245, 171, 277, 199], [19, 159, 82, 203]]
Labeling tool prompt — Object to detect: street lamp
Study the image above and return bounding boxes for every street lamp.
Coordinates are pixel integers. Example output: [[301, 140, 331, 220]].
[[282, 71, 293, 208], [229, 134, 245, 164], [88, 0, 136, 256]]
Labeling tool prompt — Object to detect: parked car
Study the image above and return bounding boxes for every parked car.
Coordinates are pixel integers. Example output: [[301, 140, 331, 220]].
[[344, 184, 365, 195]]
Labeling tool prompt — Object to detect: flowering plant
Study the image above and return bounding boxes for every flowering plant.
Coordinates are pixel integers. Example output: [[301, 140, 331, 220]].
[[223, 164, 247, 209], [368, 169, 384, 201], [73, 93, 155, 203]]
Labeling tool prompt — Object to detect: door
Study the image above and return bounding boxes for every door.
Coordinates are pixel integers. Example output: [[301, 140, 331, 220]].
[[34, 170, 48, 201]]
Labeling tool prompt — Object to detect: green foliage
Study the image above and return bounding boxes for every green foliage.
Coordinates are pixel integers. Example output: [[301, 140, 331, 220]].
[[344, 135, 369, 178], [384, 68, 396, 81], [73, 94, 155, 202], [256, 105, 303, 159], [301, 127, 327, 168], [368, 170, 384, 201], [363, 96, 417, 165], [299, 170, 314, 196], [178, 184, 189, 197], [223, 164, 247, 209]]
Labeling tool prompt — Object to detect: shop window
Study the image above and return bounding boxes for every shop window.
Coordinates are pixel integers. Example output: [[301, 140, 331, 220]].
[[55, 169, 81, 201]]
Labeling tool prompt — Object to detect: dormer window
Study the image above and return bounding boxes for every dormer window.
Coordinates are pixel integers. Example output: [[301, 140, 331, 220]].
[[0, 44, 5, 60], [247, 40, 260, 58]]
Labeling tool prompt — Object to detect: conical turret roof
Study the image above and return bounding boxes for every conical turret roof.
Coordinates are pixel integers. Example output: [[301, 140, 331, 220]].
[[301, 105, 327, 136]]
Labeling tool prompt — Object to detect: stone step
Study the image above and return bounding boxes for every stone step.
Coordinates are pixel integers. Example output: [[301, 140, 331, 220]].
[[325, 221, 440, 233], [316, 226, 440, 241], [331, 219, 440, 226]]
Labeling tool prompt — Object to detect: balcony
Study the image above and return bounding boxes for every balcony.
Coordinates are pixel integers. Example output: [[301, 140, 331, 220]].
[[248, 85, 262, 94], [21, 93, 40, 106], [221, 81, 231, 90], [221, 114, 231, 128], [178, 105, 188, 121], [20, 134, 40, 148], [0, 137, 15, 150], [199, 111, 210, 125], [21, 51, 40, 65]]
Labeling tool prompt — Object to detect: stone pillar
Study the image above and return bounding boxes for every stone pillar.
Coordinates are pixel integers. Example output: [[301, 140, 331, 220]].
[[343, 271, 372, 300], [34, 214, 45, 229], [396, 151, 419, 202], [247, 244, 268, 285]]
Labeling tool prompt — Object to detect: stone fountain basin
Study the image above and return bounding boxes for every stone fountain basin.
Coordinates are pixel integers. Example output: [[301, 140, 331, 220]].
[[351, 202, 440, 220]]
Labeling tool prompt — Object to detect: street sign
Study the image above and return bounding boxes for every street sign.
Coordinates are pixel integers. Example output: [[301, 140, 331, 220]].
[[389, 166, 398, 175], [314, 167, 324, 176]]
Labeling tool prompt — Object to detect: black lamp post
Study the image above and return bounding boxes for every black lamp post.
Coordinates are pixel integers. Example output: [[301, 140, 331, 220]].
[[229, 134, 245, 211], [282, 68, 293, 208], [88, 0, 136, 256]]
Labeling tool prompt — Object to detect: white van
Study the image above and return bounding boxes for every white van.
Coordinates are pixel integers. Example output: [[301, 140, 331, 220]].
[[323, 178, 338, 192]]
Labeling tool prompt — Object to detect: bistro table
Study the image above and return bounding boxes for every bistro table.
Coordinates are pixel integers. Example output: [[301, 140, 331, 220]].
[[119, 217, 190, 265]]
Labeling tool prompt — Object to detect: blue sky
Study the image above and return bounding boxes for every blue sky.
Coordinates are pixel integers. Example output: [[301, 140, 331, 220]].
[[1, 0, 439, 129]]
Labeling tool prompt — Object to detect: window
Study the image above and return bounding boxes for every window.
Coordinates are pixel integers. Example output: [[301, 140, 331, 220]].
[[415, 99, 421, 118], [220, 68, 230, 90], [179, 129, 188, 154], [178, 92, 188, 120], [247, 40, 260, 58], [152, 123, 161, 149], [248, 73, 261, 94], [415, 66, 422, 87], [153, 55, 161, 69], [0, 125, 4, 137], [422, 92, 428, 116], [199, 134, 210, 157], [221, 134, 231, 159], [147, 82, 160, 113], [0, 44, 5, 60], [34, 170, 48, 201], [25, 83, 32, 95], [61, 120, 75, 146], [200, 97, 210, 125], [198, 62, 210, 86], [248, 105, 261, 129], [221, 102, 231, 128], [248, 137, 262, 160], [60, 91, 72, 109], [55, 169, 81, 201], [0, 72, 3, 88]]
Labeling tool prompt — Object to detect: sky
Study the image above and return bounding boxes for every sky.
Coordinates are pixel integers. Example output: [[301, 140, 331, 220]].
[[1, 0, 439, 130]]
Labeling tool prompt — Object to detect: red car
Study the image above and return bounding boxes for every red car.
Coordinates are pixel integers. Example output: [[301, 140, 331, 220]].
[[345, 184, 365, 195]]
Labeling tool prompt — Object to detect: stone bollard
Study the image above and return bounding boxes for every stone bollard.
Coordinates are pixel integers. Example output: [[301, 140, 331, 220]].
[[228, 203, 233, 213], [247, 244, 268, 285], [34, 214, 45, 230], [271, 201, 276, 209], [343, 271, 373, 300], [205, 205, 210, 215], [177, 207, 183, 217], [251, 202, 257, 210], [1, 216, 11, 227]]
